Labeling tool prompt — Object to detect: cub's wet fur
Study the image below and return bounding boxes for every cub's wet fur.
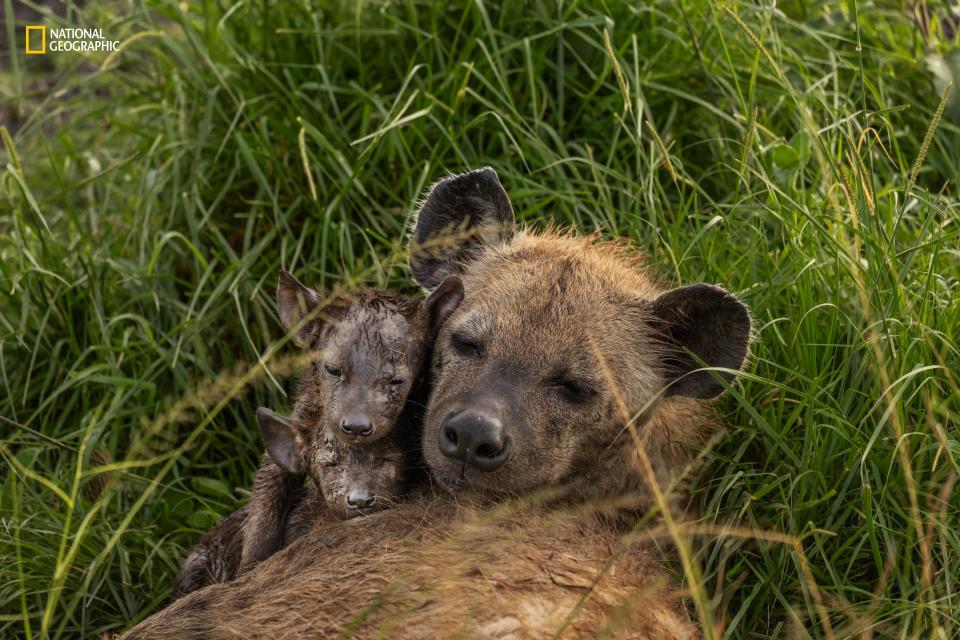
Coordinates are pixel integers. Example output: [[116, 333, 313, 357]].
[[240, 406, 415, 571], [171, 271, 462, 597], [170, 507, 248, 600], [171, 422, 408, 602], [241, 271, 463, 569], [276, 270, 462, 447]]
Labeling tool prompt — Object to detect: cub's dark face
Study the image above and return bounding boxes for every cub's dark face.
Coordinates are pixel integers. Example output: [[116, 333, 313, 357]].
[[315, 304, 424, 444], [256, 407, 409, 520], [264, 271, 464, 515], [308, 429, 408, 519], [275, 271, 463, 446]]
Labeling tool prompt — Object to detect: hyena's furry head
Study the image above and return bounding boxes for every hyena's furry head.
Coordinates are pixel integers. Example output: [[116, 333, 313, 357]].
[[408, 168, 752, 505]]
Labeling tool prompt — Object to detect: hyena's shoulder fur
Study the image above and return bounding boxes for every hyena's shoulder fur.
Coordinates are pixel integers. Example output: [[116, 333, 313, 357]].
[[130, 494, 699, 639]]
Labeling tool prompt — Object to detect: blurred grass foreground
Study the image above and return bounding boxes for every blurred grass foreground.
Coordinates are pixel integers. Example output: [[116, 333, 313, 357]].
[[1, 1, 959, 638]]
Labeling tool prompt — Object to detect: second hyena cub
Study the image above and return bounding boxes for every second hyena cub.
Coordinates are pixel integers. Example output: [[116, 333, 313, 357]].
[[173, 271, 463, 596], [239, 270, 464, 570], [250, 406, 412, 547], [171, 407, 416, 600]]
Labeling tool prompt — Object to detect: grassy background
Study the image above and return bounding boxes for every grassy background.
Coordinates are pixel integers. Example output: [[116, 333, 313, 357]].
[[2, 1, 959, 637]]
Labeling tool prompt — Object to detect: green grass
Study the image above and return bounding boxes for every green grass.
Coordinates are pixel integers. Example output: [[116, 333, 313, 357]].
[[1, 1, 959, 637]]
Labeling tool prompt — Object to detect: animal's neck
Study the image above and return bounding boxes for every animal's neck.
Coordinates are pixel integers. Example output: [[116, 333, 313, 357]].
[[561, 398, 720, 520]]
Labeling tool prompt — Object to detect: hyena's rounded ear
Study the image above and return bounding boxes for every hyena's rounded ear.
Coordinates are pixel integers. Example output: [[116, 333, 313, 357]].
[[422, 275, 464, 335], [408, 167, 515, 290], [649, 284, 751, 399], [256, 407, 304, 475]]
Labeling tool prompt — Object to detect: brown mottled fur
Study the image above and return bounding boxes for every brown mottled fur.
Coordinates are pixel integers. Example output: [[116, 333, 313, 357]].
[[130, 493, 699, 639], [134, 168, 749, 638], [422, 230, 726, 509], [172, 483, 330, 601]]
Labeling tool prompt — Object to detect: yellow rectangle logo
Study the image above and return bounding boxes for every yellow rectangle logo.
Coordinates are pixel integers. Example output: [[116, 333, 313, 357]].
[[25, 26, 46, 54]]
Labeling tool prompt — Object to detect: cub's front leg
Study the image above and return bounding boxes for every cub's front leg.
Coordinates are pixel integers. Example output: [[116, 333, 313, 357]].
[[239, 455, 305, 572]]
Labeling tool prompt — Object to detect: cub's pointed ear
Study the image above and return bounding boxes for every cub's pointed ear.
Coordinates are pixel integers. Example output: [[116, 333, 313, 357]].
[[277, 269, 337, 348], [649, 284, 751, 399], [422, 275, 464, 335], [408, 167, 515, 289], [256, 407, 304, 475]]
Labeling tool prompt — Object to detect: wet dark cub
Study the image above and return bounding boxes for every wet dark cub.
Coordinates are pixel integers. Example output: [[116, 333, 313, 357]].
[[171, 271, 463, 597]]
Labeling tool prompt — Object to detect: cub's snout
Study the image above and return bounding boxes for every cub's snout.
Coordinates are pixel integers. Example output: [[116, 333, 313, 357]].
[[339, 413, 375, 438], [345, 488, 378, 512]]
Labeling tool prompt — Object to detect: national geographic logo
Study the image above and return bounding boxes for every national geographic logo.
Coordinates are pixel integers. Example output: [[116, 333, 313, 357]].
[[25, 26, 45, 54], [24, 26, 120, 54]]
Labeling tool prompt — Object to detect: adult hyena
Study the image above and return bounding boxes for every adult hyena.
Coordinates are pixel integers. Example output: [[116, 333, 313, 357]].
[[125, 168, 750, 639]]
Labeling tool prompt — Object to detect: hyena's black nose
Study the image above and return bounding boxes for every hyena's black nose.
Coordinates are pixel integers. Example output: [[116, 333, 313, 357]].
[[439, 411, 511, 472], [340, 415, 374, 437], [346, 489, 376, 510]]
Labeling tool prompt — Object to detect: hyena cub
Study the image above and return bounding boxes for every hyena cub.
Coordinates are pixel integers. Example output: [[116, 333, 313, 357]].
[[249, 406, 412, 552], [171, 270, 463, 597]]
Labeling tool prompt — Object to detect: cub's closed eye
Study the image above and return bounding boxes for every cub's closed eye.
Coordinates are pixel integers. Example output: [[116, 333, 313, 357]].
[[323, 363, 342, 377], [451, 331, 481, 356], [552, 378, 595, 404], [388, 378, 405, 386]]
